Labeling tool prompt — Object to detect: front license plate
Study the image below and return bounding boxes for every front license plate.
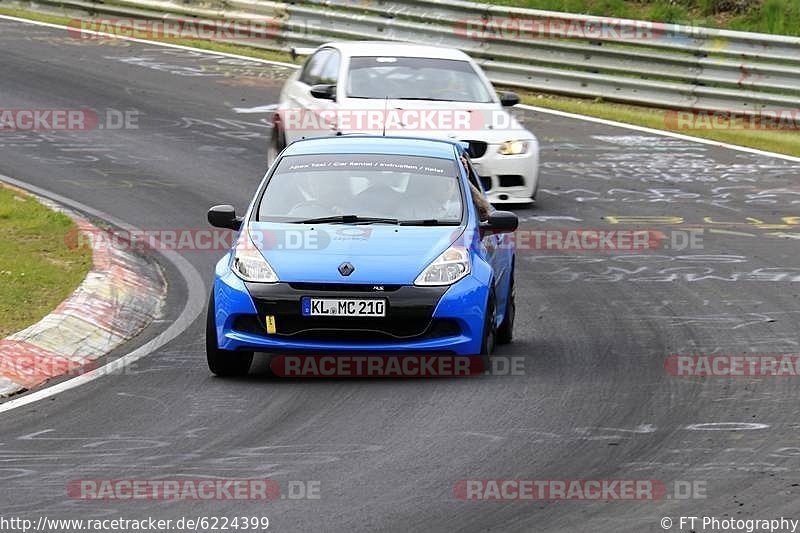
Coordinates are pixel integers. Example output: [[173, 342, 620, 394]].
[[301, 297, 386, 317]]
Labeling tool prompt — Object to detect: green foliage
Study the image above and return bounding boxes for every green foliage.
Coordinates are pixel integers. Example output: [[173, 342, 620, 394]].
[[645, 1, 690, 22], [471, 0, 800, 36], [0, 187, 92, 337]]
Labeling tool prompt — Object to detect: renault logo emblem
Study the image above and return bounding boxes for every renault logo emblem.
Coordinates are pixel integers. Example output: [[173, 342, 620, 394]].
[[338, 262, 355, 276]]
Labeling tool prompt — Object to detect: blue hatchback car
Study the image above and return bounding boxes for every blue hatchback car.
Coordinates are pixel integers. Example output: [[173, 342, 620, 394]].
[[206, 136, 518, 376]]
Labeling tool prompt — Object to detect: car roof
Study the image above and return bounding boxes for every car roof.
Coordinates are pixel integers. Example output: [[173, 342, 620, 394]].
[[322, 41, 471, 61], [282, 136, 462, 159]]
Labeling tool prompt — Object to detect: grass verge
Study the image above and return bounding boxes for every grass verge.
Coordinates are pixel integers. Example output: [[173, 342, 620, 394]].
[[1, 5, 797, 158], [0, 185, 92, 338]]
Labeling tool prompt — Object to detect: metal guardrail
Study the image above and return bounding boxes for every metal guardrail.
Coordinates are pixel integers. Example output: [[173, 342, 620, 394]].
[[24, 0, 800, 113]]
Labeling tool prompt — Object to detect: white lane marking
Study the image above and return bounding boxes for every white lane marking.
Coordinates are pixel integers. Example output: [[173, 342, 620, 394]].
[[686, 422, 770, 431], [770, 447, 800, 457], [1, 14, 799, 164], [0, 174, 205, 414], [578, 424, 657, 434], [233, 104, 279, 114], [524, 216, 583, 222]]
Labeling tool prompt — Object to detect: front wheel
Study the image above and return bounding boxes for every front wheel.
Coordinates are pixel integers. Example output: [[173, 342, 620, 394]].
[[497, 266, 515, 345], [478, 290, 497, 369], [206, 292, 253, 377]]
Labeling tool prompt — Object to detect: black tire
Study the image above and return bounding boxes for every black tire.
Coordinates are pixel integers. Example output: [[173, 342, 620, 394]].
[[267, 120, 286, 164], [206, 292, 253, 377], [479, 290, 497, 369], [497, 264, 515, 345]]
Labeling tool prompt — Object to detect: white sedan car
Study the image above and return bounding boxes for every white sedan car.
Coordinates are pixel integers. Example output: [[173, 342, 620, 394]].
[[269, 41, 540, 204]]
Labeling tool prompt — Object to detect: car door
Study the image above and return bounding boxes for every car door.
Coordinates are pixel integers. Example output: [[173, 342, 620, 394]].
[[283, 48, 341, 144]]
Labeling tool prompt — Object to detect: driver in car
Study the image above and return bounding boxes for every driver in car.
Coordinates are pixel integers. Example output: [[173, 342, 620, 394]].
[[287, 172, 354, 217]]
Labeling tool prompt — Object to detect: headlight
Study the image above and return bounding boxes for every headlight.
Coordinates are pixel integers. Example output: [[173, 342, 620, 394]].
[[414, 246, 470, 286], [231, 231, 278, 283], [497, 140, 528, 155]]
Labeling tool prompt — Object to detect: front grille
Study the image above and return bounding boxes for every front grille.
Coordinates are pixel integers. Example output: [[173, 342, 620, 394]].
[[233, 315, 461, 342], [480, 176, 492, 191], [243, 282, 451, 344], [425, 319, 461, 338], [261, 314, 432, 339], [234, 315, 265, 335], [498, 175, 525, 187], [462, 140, 488, 159]]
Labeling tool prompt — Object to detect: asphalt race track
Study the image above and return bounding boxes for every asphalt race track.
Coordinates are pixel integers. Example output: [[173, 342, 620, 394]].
[[2, 17, 800, 532]]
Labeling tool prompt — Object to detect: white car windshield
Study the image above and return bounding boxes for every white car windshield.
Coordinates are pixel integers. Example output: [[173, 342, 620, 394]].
[[258, 154, 464, 225], [346, 57, 493, 103]]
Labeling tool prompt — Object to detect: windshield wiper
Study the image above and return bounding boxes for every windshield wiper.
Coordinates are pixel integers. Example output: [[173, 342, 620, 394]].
[[398, 219, 461, 226], [294, 215, 400, 225]]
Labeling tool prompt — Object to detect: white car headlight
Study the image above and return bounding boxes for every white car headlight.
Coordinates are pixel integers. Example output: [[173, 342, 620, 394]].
[[231, 232, 278, 283], [414, 246, 470, 286], [497, 140, 528, 155]]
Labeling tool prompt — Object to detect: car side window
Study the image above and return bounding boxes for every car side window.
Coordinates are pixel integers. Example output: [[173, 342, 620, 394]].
[[300, 49, 334, 85], [318, 50, 340, 85]]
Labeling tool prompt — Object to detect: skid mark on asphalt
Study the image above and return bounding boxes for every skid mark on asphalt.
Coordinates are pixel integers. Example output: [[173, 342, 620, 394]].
[[633, 313, 788, 329], [522, 254, 800, 283], [424, 423, 774, 445]]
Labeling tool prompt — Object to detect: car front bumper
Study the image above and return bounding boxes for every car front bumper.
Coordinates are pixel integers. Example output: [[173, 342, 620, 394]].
[[469, 137, 540, 204], [212, 260, 488, 356]]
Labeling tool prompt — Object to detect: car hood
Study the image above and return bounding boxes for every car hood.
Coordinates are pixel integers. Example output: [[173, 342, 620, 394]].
[[247, 223, 463, 285], [325, 98, 532, 141]]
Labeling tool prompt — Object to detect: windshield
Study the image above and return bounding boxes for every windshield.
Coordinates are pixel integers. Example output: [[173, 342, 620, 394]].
[[346, 57, 493, 103], [257, 154, 463, 224]]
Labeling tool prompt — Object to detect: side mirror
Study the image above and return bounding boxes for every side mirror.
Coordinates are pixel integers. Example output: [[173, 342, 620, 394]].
[[310, 84, 336, 101], [499, 92, 520, 107], [208, 205, 242, 230], [481, 210, 518, 234]]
